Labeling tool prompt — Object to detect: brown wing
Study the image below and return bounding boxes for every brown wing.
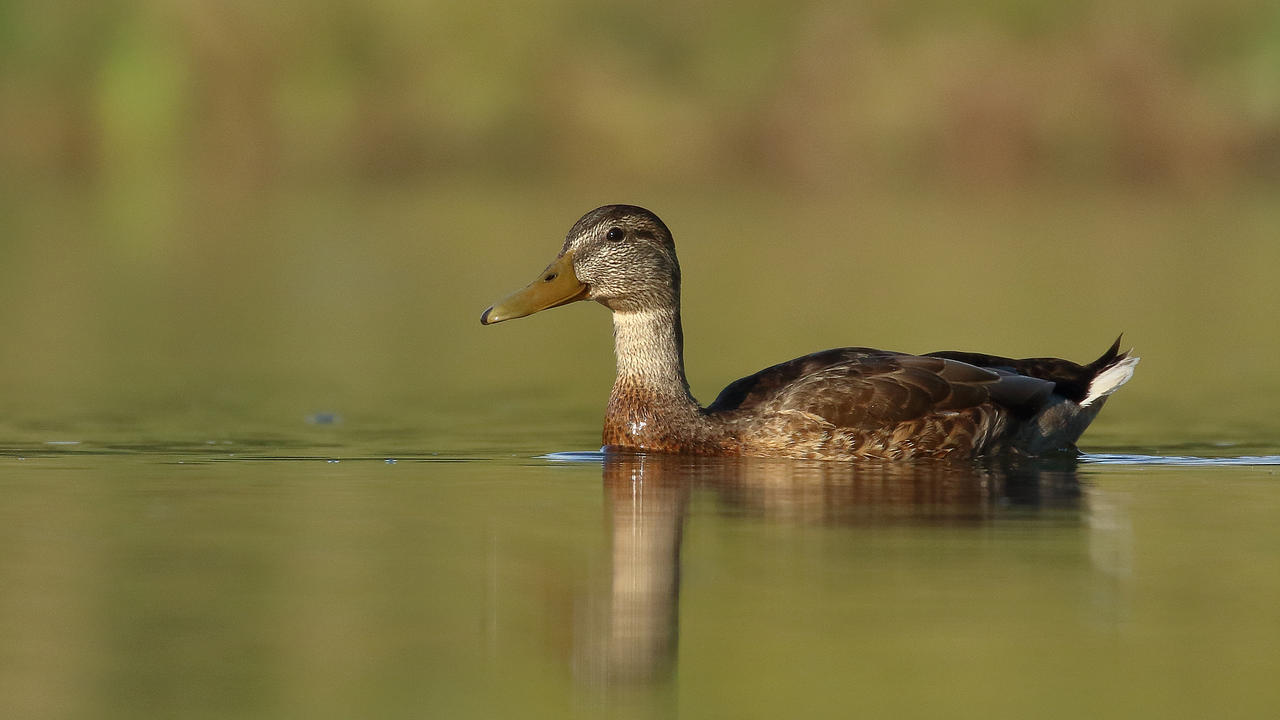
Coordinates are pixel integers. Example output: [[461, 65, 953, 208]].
[[707, 348, 1055, 429], [707, 348, 893, 413]]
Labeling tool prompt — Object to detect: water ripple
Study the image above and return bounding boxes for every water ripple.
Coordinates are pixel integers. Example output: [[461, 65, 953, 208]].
[[1082, 453, 1280, 466], [540, 451, 607, 463], [544, 450, 1280, 468]]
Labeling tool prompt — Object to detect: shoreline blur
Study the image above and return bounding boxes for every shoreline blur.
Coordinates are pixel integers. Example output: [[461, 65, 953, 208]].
[[3, 2, 1277, 192]]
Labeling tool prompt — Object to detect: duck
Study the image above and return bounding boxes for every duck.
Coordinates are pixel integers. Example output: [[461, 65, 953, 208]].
[[481, 205, 1138, 461]]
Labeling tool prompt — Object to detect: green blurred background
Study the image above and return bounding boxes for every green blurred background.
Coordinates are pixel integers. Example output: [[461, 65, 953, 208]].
[[2, 0, 1279, 445]]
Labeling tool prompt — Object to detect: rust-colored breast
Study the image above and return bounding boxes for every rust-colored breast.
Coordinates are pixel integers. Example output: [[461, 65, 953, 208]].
[[603, 382, 737, 455]]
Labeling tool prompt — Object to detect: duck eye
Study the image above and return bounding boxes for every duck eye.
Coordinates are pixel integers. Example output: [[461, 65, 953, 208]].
[[605, 227, 624, 242]]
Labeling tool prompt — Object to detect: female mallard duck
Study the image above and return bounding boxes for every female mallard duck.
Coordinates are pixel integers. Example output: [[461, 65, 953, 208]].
[[481, 205, 1138, 460]]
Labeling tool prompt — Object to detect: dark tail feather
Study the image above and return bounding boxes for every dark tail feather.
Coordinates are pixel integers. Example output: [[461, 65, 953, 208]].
[[1086, 334, 1128, 373]]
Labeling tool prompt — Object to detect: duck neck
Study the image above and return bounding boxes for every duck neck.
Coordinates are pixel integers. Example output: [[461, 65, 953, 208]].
[[605, 307, 709, 449], [610, 308, 698, 408]]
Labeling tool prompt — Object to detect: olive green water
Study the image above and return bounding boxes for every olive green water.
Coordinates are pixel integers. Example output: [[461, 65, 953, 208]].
[[3, 183, 1280, 719]]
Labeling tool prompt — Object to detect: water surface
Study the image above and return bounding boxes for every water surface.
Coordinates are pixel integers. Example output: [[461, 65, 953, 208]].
[[3, 428, 1278, 719]]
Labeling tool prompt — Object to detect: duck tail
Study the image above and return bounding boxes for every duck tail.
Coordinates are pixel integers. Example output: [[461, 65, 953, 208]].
[[1080, 335, 1140, 407]]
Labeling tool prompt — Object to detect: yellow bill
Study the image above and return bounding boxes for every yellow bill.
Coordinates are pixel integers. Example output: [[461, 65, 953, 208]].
[[480, 252, 588, 325]]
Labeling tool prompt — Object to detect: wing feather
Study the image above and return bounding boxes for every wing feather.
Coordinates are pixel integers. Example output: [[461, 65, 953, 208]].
[[707, 348, 1055, 431]]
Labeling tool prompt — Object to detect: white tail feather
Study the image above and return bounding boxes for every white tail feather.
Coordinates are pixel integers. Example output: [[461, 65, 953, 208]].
[[1081, 354, 1140, 407]]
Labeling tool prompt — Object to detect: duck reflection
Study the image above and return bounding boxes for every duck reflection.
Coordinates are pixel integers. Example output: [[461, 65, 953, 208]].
[[590, 452, 1082, 686], [599, 454, 690, 685]]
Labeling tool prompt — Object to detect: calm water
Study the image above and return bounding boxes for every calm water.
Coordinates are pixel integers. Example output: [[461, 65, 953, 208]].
[[3, 183, 1279, 718], [2, 424, 1278, 720]]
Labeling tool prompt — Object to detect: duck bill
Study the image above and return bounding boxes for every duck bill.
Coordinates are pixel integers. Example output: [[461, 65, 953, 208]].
[[481, 252, 588, 325]]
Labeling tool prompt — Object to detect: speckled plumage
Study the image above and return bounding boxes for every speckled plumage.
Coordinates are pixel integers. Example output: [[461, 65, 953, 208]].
[[482, 205, 1138, 460]]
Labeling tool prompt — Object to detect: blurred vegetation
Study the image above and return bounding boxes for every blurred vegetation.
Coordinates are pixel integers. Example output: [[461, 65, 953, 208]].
[[1, 1, 1279, 445], [2, 0, 1278, 190]]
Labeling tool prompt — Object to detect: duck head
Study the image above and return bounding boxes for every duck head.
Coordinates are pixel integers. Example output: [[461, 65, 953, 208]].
[[481, 205, 681, 325]]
